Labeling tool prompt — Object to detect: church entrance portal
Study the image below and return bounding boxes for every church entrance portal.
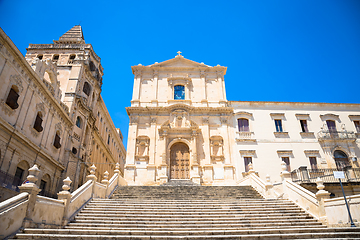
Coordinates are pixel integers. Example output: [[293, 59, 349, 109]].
[[170, 143, 190, 179]]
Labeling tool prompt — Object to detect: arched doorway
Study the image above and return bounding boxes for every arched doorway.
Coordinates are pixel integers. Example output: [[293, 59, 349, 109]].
[[170, 142, 190, 179], [334, 150, 351, 170]]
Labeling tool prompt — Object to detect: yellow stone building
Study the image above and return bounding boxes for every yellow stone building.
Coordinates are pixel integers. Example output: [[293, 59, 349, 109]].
[[124, 52, 360, 191], [0, 26, 126, 201]]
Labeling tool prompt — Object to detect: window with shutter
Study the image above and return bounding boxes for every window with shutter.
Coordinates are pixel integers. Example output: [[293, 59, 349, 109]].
[[326, 120, 336, 132], [282, 157, 291, 171], [83, 82, 91, 96], [309, 157, 318, 170], [244, 157, 252, 172], [275, 119, 283, 132], [300, 120, 308, 133], [238, 118, 249, 132], [76, 116, 82, 128], [354, 121, 360, 133], [53, 133, 61, 149], [33, 113, 43, 132], [6, 88, 20, 109]]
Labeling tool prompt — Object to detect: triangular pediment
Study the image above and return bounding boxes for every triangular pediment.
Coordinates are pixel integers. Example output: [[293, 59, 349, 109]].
[[152, 55, 210, 68]]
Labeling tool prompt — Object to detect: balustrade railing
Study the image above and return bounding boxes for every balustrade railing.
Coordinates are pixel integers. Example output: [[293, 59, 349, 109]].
[[291, 167, 360, 183], [317, 130, 356, 141], [235, 131, 255, 141]]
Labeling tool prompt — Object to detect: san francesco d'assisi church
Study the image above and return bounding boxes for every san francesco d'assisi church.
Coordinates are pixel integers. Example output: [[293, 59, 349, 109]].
[[124, 51, 360, 188]]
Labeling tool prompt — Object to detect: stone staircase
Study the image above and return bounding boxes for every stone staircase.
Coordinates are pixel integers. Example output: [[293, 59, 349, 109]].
[[13, 185, 360, 239]]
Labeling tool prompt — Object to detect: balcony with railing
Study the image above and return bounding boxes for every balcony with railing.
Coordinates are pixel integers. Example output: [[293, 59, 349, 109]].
[[235, 132, 256, 142], [317, 130, 356, 142], [291, 166, 360, 184]]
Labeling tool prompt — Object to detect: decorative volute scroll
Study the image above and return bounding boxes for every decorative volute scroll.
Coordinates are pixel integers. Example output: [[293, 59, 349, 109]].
[[210, 135, 224, 162], [135, 135, 150, 162]]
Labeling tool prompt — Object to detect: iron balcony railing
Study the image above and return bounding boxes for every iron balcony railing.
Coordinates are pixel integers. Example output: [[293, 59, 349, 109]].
[[317, 130, 357, 141], [291, 166, 360, 183]]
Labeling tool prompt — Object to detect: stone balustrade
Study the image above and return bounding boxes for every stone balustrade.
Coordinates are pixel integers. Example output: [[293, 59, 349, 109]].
[[0, 163, 127, 239]]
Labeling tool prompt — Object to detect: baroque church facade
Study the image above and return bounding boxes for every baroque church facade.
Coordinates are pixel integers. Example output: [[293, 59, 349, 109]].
[[124, 52, 360, 187], [0, 26, 126, 201]]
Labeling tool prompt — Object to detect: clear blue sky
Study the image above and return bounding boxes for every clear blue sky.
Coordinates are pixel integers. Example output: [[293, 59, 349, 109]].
[[1, 0, 360, 147]]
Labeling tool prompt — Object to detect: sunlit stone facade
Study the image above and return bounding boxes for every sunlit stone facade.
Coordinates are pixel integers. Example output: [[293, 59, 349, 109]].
[[125, 53, 360, 186], [0, 26, 126, 201]]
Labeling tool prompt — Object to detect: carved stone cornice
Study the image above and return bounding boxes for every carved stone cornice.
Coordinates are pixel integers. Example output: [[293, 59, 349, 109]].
[[126, 104, 233, 115]]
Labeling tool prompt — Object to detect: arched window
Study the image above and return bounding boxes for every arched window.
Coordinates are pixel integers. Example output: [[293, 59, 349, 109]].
[[37, 54, 43, 60], [174, 85, 185, 100], [238, 118, 249, 132], [83, 82, 91, 96], [334, 150, 351, 170], [33, 112, 43, 132], [76, 116, 82, 128], [53, 131, 61, 149], [6, 85, 20, 110], [326, 120, 336, 132]]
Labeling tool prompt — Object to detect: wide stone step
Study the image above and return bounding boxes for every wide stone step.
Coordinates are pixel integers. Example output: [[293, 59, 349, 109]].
[[81, 209, 305, 216], [66, 221, 323, 229], [71, 218, 320, 225], [17, 227, 360, 237], [64, 225, 325, 231], [82, 205, 305, 210], [93, 198, 289, 203], [13, 232, 360, 239], [77, 211, 308, 218], [74, 215, 314, 222]]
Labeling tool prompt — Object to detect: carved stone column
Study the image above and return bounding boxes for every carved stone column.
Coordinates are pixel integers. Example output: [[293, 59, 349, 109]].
[[191, 130, 200, 184], [158, 131, 168, 184]]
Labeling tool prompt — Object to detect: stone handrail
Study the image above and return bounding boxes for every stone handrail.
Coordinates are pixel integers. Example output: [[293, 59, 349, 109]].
[[0, 192, 29, 213], [0, 163, 127, 239], [70, 179, 93, 202], [0, 192, 29, 238], [236, 174, 251, 185], [324, 194, 360, 226], [249, 173, 267, 198], [93, 182, 107, 199], [238, 171, 275, 199], [67, 180, 93, 220], [37, 195, 64, 206], [106, 172, 118, 198], [283, 179, 319, 219]]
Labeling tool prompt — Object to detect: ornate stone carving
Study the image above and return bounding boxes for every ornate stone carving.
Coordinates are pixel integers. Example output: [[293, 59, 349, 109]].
[[135, 136, 150, 162], [130, 116, 139, 124], [9, 75, 24, 92], [55, 122, 63, 133], [220, 116, 228, 124], [36, 102, 46, 114], [150, 117, 157, 124], [202, 117, 209, 124], [210, 136, 224, 162]]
